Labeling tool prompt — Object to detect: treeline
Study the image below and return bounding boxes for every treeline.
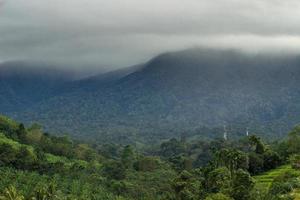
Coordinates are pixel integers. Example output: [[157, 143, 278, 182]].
[[1, 115, 300, 199]]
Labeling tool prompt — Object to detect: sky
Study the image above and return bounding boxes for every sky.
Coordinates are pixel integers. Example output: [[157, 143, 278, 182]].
[[1, 0, 300, 71]]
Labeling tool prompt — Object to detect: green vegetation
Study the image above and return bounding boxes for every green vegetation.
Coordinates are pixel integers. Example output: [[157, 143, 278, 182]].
[[1, 114, 300, 199], [254, 165, 293, 191]]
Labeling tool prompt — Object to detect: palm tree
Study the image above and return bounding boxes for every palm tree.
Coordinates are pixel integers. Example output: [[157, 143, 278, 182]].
[[30, 183, 59, 200], [0, 186, 25, 200]]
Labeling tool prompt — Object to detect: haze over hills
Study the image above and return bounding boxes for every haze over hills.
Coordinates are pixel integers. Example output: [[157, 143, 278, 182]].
[[0, 61, 77, 113], [2, 48, 300, 143]]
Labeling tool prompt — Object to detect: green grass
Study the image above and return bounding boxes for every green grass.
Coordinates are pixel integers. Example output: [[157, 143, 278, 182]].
[[254, 165, 295, 192], [254, 164, 300, 199]]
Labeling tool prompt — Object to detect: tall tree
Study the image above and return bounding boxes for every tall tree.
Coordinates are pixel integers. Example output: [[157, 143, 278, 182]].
[[121, 145, 136, 169]]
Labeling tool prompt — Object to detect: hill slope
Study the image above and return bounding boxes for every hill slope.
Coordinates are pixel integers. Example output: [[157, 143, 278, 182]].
[[2, 49, 300, 142], [0, 61, 76, 112]]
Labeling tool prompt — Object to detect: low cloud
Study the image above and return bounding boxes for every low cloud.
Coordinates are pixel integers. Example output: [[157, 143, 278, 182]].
[[1, 0, 300, 70]]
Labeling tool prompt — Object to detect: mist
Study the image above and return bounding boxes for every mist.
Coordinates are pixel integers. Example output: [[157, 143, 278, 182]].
[[1, 0, 300, 71]]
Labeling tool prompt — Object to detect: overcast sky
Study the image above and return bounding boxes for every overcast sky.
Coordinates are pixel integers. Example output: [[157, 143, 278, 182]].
[[1, 0, 300, 71]]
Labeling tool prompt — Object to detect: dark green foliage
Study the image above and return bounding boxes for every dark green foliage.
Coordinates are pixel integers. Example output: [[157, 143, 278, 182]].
[[134, 156, 159, 172], [214, 148, 249, 174], [173, 170, 202, 200], [0, 143, 17, 166], [207, 167, 231, 194], [205, 193, 232, 200], [287, 125, 300, 154], [102, 160, 126, 180], [0, 116, 19, 139], [289, 154, 300, 169], [168, 155, 193, 172], [109, 180, 129, 195], [273, 141, 289, 161], [160, 138, 186, 158], [249, 135, 266, 154], [263, 150, 281, 171], [30, 183, 58, 200], [45, 136, 73, 158], [16, 124, 27, 143], [121, 145, 136, 169], [248, 152, 264, 174], [231, 169, 254, 200], [15, 146, 36, 170], [247, 135, 281, 175], [34, 147, 47, 163]]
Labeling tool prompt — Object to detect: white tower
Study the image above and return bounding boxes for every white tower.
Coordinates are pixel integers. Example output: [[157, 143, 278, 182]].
[[223, 125, 228, 140], [246, 127, 249, 136]]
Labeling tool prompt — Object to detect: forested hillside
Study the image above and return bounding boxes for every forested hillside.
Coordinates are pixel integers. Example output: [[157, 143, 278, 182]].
[[0, 61, 75, 113], [2, 49, 300, 143], [1, 114, 300, 199]]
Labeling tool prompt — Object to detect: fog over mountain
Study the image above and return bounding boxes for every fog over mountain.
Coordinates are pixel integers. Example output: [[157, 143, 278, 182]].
[[1, 0, 300, 70]]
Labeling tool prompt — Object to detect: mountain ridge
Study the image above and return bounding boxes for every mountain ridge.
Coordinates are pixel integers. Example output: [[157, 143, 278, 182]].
[[2, 48, 300, 143]]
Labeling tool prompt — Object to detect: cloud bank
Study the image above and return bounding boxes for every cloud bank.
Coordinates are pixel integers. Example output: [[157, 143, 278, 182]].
[[1, 0, 300, 70]]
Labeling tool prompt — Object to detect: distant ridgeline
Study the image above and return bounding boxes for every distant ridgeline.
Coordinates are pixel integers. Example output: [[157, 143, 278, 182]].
[[1, 48, 300, 143]]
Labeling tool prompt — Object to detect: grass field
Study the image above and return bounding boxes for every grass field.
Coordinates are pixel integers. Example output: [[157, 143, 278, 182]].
[[254, 165, 293, 191], [254, 165, 300, 199]]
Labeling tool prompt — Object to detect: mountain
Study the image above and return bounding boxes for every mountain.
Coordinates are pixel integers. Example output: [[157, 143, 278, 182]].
[[2, 49, 300, 143], [66, 64, 144, 92], [0, 61, 77, 112]]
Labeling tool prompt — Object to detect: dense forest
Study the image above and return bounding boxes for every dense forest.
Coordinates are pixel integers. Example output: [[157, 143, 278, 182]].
[[1, 114, 300, 199], [3, 49, 300, 144]]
